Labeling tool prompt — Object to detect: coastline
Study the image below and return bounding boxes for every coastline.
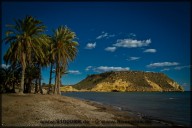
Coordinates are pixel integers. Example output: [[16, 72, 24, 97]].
[[2, 93, 186, 127], [83, 99, 186, 127]]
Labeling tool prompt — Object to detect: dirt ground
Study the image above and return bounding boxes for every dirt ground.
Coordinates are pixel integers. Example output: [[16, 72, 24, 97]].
[[1, 93, 178, 127]]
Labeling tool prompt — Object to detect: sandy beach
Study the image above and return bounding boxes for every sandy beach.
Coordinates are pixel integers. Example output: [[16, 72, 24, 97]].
[[2, 93, 182, 127]]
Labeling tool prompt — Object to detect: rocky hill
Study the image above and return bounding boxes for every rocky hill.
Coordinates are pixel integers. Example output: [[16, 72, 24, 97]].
[[73, 71, 184, 92], [60, 86, 79, 92]]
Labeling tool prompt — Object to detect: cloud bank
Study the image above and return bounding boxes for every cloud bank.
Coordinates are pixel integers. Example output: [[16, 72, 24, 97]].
[[113, 39, 151, 48], [94, 66, 130, 73], [147, 62, 179, 68]]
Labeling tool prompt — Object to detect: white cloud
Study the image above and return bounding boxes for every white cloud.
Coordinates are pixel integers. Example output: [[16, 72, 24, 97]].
[[105, 47, 117, 52], [174, 65, 191, 70], [129, 33, 136, 37], [96, 32, 115, 39], [85, 66, 93, 71], [96, 33, 107, 39], [160, 68, 170, 71], [85, 42, 96, 49], [1, 64, 10, 69], [94, 66, 130, 73], [68, 70, 81, 75], [144, 49, 156, 53], [113, 39, 151, 48], [147, 62, 179, 68], [127, 57, 140, 61]]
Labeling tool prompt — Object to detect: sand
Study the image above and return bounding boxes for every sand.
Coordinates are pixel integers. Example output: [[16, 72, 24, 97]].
[[1, 93, 181, 127]]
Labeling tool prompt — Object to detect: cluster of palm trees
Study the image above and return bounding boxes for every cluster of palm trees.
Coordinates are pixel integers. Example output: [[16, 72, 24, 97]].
[[1, 16, 78, 95]]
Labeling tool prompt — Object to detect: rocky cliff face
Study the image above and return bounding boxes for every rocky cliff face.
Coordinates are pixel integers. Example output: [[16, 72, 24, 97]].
[[73, 71, 184, 92]]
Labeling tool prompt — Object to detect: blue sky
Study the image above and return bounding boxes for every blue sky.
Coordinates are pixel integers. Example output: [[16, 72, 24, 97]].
[[1, 2, 191, 91]]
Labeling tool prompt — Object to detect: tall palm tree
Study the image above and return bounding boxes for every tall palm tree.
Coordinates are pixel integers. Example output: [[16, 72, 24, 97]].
[[51, 26, 78, 95], [4, 16, 49, 94]]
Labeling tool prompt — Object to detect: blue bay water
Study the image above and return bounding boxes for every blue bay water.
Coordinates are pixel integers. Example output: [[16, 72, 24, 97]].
[[62, 92, 191, 126]]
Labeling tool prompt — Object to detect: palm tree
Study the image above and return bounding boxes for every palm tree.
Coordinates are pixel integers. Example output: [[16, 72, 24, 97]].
[[0, 64, 21, 93], [4, 16, 49, 94], [51, 26, 78, 95]]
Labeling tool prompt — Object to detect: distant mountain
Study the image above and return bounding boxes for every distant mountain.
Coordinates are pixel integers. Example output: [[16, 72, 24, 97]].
[[72, 71, 184, 92]]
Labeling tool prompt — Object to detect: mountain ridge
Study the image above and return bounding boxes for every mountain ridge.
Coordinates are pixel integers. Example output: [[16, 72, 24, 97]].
[[71, 71, 184, 92]]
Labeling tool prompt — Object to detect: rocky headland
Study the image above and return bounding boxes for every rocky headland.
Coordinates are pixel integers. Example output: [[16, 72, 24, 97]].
[[63, 71, 184, 92]]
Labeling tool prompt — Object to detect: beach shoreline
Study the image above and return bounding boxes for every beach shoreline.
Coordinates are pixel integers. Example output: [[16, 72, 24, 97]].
[[1, 93, 185, 127]]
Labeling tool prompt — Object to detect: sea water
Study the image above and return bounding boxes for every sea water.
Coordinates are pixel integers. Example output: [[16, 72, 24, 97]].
[[62, 92, 191, 126]]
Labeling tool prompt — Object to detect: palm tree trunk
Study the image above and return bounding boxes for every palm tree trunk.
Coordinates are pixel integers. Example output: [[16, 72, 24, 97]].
[[20, 66, 25, 94], [57, 68, 61, 95], [11, 72, 16, 93], [35, 78, 38, 93], [39, 64, 43, 94], [48, 63, 53, 94], [55, 61, 61, 95], [24, 82, 27, 93], [57, 56, 61, 95], [27, 79, 32, 93], [54, 66, 58, 94], [20, 53, 26, 94]]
